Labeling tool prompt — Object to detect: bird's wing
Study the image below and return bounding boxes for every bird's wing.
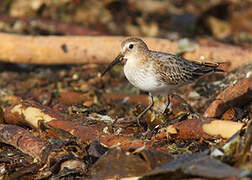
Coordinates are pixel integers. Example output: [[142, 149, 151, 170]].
[[151, 52, 223, 85]]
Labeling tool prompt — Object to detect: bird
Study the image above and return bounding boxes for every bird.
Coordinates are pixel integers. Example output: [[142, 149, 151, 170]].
[[101, 37, 224, 126]]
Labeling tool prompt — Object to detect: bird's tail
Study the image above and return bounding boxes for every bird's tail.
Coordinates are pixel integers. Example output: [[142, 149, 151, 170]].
[[207, 61, 229, 73], [195, 61, 228, 71], [191, 61, 228, 79]]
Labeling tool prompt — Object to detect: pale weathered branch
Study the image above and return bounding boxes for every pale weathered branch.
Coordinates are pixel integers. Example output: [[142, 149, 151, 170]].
[[0, 33, 251, 71]]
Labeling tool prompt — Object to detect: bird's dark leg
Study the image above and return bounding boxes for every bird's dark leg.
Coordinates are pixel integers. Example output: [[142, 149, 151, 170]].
[[162, 95, 170, 114], [136, 93, 154, 126]]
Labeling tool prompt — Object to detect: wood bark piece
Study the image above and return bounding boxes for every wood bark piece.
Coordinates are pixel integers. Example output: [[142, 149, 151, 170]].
[[0, 124, 46, 161], [4, 100, 99, 143], [59, 91, 91, 105], [204, 78, 252, 118], [202, 120, 244, 138], [100, 134, 149, 149], [0, 33, 251, 71], [47, 120, 99, 144], [166, 119, 244, 139], [4, 100, 64, 128]]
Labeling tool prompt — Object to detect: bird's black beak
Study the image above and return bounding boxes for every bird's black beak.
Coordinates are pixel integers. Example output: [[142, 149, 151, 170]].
[[101, 54, 124, 76]]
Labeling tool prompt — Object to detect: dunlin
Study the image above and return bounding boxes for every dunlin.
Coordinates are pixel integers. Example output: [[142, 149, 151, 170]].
[[102, 38, 224, 126]]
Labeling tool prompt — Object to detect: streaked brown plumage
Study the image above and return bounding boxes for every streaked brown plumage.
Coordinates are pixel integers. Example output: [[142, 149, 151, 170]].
[[152, 52, 223, 85], [101, 37, 224, 126]]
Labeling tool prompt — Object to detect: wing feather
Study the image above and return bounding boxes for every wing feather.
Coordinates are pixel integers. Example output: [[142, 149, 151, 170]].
[[150, 51, 224, 85]]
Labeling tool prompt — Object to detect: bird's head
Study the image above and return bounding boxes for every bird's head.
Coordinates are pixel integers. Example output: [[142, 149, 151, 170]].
[[101, 38, 148, 76]]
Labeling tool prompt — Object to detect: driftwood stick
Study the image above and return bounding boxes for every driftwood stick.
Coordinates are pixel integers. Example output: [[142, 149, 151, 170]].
[[0, 124, 46, 161], [0, 33, 251, 71]]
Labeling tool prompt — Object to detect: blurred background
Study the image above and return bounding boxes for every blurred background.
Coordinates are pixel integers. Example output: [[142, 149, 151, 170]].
[[0, 0, 252, 48]]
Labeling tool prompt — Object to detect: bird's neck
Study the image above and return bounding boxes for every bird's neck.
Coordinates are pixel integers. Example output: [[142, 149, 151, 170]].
[[124, 52, 150, 68]]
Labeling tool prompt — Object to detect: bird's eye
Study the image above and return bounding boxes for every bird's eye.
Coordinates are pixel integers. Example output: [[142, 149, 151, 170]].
[[129, 44, 134, 49]]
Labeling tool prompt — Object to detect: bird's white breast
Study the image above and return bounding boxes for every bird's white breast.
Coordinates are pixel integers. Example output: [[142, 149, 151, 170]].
[[123, 56, 175, 95]]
